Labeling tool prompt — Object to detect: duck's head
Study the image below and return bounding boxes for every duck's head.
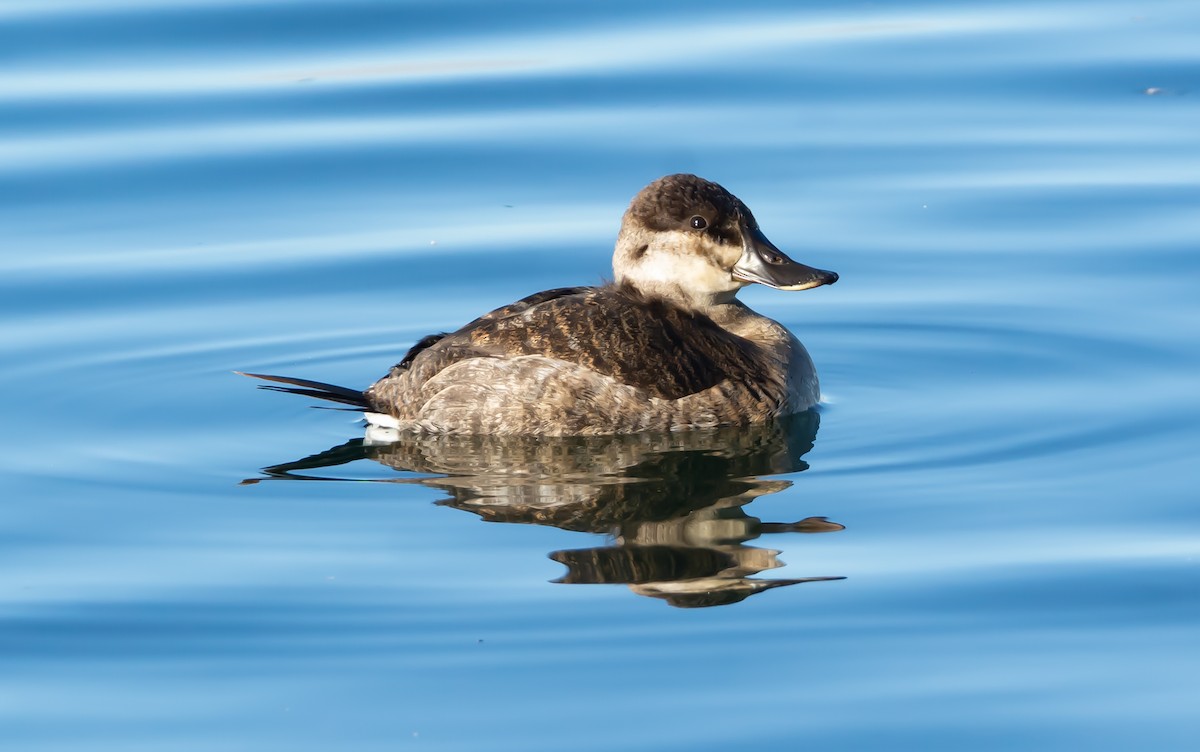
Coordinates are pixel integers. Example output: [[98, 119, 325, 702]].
[[613, 174, 837, 308]]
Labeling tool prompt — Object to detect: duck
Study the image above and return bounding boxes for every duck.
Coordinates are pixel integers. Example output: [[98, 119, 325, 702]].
[[240, 174, 837, 436]]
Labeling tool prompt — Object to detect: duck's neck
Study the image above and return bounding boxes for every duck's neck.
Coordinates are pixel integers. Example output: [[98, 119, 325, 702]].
[[617, 277, 785, 349], [700, 299, 775, 341], [712, 298, 819, 410]]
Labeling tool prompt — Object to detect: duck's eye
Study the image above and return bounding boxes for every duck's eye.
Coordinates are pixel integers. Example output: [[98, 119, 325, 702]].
[[690, 216, 707, 230]]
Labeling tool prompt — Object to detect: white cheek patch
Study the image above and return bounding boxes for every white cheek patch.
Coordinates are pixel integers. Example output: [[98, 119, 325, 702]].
[[623, 231, 738, 294]]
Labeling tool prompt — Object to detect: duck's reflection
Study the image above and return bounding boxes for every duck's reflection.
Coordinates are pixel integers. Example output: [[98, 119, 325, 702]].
[[247, 411, 844, 607]]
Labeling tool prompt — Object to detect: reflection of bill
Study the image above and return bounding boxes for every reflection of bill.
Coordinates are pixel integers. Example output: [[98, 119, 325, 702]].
[[553, 513, 844, 609], [246, 411, 844, 608]]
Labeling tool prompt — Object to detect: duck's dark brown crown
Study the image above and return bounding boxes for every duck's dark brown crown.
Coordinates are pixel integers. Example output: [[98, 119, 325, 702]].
[[626, 174, 753, 233]]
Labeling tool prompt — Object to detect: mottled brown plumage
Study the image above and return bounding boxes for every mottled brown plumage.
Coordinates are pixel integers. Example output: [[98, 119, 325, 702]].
[[242, 174, 838, 435], [388, 286, 769, 401]]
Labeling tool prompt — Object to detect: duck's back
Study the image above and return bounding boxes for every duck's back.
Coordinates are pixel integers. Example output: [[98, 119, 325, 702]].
[[365, 286, 792, 435]]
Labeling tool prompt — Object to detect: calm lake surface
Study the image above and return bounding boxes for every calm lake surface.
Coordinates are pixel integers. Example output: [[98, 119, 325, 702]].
[[2, 1, 1198, 749]]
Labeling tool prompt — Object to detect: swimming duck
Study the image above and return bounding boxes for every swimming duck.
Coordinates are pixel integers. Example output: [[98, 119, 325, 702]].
[[241, 174, 837, 435]]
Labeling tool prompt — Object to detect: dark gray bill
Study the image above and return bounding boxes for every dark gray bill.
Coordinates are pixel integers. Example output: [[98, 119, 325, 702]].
[[731, 225, 838, 291]]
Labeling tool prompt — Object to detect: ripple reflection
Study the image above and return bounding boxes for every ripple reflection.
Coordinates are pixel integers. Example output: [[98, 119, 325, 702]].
[[245, 412, 844, 608]]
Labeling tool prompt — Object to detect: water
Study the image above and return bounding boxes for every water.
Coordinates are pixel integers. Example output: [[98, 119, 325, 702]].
[[2, 1, 1198, 749]]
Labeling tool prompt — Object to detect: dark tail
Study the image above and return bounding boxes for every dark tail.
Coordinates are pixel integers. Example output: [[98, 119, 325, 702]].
[[235, 371, 370, 409]]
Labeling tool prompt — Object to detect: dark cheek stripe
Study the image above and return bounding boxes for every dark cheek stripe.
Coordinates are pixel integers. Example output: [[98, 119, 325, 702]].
[[711, 225, 741, 246]]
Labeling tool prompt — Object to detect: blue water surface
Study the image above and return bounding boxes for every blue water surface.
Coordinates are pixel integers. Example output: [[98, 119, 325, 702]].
[[2, 1, 1198, 750]]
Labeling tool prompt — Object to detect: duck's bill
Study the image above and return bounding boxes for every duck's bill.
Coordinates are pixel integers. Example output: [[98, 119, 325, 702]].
[[732, 226, 838, 291]]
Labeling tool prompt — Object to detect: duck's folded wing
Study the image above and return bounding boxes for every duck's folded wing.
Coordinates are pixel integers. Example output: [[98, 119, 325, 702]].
[[461, 287, 770, 401], [384, 287, 596, 374], [463, 286, 595, 327]]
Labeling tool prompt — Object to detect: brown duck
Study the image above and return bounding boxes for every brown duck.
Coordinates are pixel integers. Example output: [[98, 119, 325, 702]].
[[240, 174, 838, 435]]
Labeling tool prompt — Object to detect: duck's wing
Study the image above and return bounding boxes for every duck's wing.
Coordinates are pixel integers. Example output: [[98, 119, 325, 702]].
[[463, 286, 595, 327], [386, 287, 595, 373], [447, 286, 771, 401]]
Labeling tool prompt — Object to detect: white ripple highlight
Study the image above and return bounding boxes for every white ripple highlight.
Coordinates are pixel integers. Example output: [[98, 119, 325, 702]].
[[0, 10, 1053, 100]]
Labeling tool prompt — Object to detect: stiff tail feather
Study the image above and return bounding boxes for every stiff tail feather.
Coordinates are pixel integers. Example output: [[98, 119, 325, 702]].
[[235, 371, 369, 409]]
